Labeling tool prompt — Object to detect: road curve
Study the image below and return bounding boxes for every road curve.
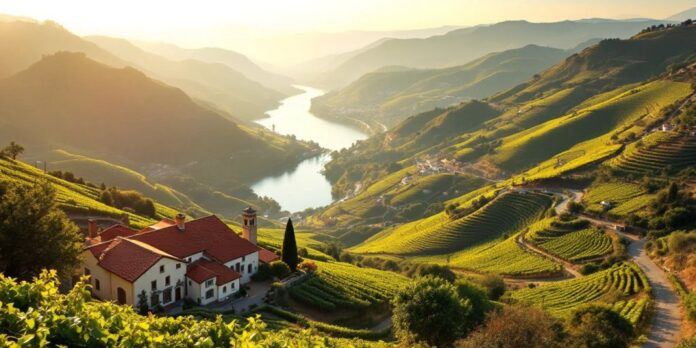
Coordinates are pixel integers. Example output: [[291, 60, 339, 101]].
[[616, 231, 682, 348]]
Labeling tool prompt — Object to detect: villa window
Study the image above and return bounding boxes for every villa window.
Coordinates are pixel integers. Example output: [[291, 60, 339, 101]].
[[222, 286, 227, 294], [205, 279, 214, 287], [231, 283, 235, 290], [235, 263, 240, 272], [165, 276, 170, 286], [242, 256, 245, 262], [176, 263, 181, 269], [151, 280, 157, 291], [248, 264, 252, 273], [95, 279, 100, 290], [84, 268, 90, 276], [205, 289, 214, 299], [159, 265, 165, 273]]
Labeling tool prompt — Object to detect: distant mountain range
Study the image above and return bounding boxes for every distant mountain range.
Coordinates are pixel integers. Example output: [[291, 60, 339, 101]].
[[310, 19, 673, 90], [87, 35, 287, 121], [666, 6, 696, 21], [311, 44, 577, 127]]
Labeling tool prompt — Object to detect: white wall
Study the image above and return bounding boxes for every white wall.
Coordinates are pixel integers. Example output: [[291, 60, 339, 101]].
[[133, 257, 186, 307], [216, 279, 240, 302], [224, 251, 259, 284]]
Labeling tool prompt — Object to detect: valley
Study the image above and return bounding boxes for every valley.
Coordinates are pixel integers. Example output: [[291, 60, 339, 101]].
[[0, 6, 695, 348]]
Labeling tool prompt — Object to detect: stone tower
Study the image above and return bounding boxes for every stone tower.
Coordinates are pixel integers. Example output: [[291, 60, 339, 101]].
[[242, 206, 257, 245]]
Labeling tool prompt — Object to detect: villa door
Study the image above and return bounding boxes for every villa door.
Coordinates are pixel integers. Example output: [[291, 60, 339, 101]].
[[175, 287, 182, 301], [163, 288, 172, 304]]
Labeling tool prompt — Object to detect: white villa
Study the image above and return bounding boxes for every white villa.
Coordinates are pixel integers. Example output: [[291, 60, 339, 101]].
[[80, 207, 279, 308]]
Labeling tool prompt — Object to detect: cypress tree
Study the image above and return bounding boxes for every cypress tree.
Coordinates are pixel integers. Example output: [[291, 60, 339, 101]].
[[281, 218, 298, 271]]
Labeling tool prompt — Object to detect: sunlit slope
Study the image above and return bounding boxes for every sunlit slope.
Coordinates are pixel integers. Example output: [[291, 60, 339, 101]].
[[0, 158, 176, 229], [353, 191, 552, 255], [492, 25, 696, 105], [489, 80, 692, 172], [310, 166, 486, 229], [312, 45, 569, 126]]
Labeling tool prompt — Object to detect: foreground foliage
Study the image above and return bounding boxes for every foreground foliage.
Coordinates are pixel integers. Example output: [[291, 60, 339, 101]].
[[0, 271, 388, 347]]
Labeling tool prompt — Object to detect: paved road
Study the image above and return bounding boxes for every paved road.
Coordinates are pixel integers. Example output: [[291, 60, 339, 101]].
[[549, 189, 682, 347], [615, 231, 682, 348]]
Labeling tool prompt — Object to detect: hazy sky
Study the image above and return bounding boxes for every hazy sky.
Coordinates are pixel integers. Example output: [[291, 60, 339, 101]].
[[1, 0, 692, 40]]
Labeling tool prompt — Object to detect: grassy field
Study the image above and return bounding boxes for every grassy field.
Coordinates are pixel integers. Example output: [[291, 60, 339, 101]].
[[352, 191, 552, 255], [511, 263, 650, 323], [289, 260, 409, 311]]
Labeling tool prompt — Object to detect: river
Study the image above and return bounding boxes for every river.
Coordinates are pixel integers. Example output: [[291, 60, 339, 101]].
[[251, 86, 368, 212]]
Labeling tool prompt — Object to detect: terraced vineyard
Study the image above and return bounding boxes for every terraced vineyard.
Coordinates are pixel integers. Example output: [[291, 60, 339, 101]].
[[583, 181, 652, 216], [289, 261, 409, 311], [529, 221, 613, 262], [353, 191, 552, 255], [512, 263, 650, 321], [414, 234, 562, 276], [610, 131, 696, 175], [611, 298, 650, 325]]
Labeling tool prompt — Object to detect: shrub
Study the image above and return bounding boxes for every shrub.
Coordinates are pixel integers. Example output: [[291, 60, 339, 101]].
[[568, 304, 634, 348], [580, 263, 601, 275], [413, 264, 456, 283], [268, 261, 291, 279], [298, 260, 318, 273], [251, 263, 272, 281], [685, 292, 696, 323], [479, 273, 506, 300], [458, 305, 566, 348]]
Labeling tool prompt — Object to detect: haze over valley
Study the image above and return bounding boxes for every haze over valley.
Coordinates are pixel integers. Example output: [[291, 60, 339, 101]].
[[0, 1, 695, 347]]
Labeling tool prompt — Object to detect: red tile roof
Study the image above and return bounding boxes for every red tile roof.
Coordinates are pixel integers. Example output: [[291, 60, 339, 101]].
[[87, 237, 182, 282], [258, 248, 280, 263], [186, 259, 241, 285], [130, 215, 259, 263], [85, 224, 139, 245]]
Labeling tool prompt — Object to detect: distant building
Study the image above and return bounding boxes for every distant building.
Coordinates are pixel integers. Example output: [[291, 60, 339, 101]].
[[80, 208, 278, 308]]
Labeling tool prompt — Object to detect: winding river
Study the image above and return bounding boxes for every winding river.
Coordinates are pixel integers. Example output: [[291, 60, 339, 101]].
[[251, 86, 368, 212]]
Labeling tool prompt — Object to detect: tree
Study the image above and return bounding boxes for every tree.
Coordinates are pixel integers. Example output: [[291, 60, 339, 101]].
[[459, 305, 566, 348], [281, 218, 298, 271], [137, 290, 149, 315], [0, 181, 82, 280], [2, 141, 24, 160], [392, 276, 472, 346], [568, 304, 634, 348], [455, 280, 493, 329]]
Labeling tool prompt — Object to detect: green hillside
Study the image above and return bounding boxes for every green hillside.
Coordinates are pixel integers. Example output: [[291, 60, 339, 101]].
[[0, 157, 169, 229], [353, 191, 552, 255], [0, 52, 316, 219], [527, 218, 613, 262], [489, 80, 692, 172], [312, 45, 570, 126]]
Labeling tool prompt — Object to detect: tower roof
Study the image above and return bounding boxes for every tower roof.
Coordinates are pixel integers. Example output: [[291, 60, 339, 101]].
[[243, 206, 257, 214]]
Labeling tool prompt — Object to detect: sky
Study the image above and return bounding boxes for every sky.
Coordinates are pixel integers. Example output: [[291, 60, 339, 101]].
[[1, 0, 692, 38], [0, 0, 692, 64]]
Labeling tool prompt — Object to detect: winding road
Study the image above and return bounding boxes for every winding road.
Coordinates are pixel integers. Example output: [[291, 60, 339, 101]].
[[540, 189, 683, 347]]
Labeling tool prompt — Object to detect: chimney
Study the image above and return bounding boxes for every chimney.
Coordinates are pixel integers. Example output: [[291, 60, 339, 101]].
[[121, 213, 130, 227], [87, 219, 98, 238], [175, 213, 186, 231]]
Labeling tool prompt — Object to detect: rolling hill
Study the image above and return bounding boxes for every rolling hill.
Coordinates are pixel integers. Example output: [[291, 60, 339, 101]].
[[315, 19, 670, 89], [132, 40, 299, 96], [87, 35, 287, 121], [311, 45, 571, 127], [0, 52, 316, 218]]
